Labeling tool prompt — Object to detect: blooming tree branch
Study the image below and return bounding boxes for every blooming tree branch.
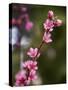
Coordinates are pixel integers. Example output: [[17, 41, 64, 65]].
[[15, 10, 62, 86]]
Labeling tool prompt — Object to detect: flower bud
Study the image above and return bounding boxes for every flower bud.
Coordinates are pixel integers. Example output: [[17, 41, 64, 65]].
[[54, 19, 62, 27], [43, 32, 52, 43], [48, 10, 54, 19]]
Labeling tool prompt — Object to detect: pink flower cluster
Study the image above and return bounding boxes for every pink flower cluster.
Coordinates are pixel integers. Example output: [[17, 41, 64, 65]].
[[15, 47, 40, 86], [10, 5, 33, 31], [23, 60, 38, 80], [43, 10, 62, 43], [20, 7, 33, 31], [15, 60, 38, 86], [15, 10, 62, 86], [15, 70, 31, 86]]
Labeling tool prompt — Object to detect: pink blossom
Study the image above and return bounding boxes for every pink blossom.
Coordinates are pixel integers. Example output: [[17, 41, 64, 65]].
[[27, 48, 40, 58], [54, 19, 62, 27], [28, 70, 37, 81], [15, 80, 21, 86], [15, 60, 38, 86], [43, 32, 52, 43], [15, 70, 30, 86], [23, 60, 38, 70], [48, 10, 54, 19], [25, 21, 33, 31], [15, 70, 26, 80], [43, 19, 54, 31]]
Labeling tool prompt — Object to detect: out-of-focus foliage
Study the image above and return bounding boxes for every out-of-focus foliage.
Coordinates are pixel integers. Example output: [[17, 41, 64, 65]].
[[12, 4, 66, 85]]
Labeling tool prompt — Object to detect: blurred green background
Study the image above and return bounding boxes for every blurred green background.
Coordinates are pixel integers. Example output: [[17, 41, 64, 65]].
[[12, 4, 66, 85]]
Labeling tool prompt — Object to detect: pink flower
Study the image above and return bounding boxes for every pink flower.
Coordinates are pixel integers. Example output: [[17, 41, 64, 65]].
[[15, 70, 26, 80], [25, 21, 33, 31], [43, 19, 54, 31], [43, 32, 52, 43], [27, 48, 40, 58], [23, 60, 38, 70], [48, 10, 54, 19], [28, 70, 37, 81], [23, 60, 38, 81], [15, 70, 30, 86], [15, 60, 38, 86], [15, 80, 21, 86], [54, 19, 62, 27]]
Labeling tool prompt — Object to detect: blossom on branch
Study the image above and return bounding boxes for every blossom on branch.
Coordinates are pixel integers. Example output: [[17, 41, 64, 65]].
[[43, 32, 52, 43], [23, 60, 38, 70], [48, 10, 54, 19], [43, 19, 54, 31], [15, 10, 63, 86], [27, 48, 40, 58], [54, 19, 62, 27]]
